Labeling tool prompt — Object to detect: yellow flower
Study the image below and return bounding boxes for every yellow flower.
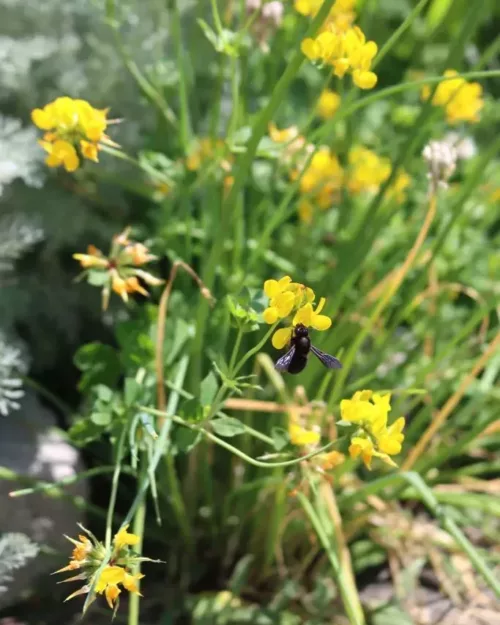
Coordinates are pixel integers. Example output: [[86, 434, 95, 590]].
[[422, 70, 484, 124], [268, 123, 300, 143], [347, 146, 391, 195], [295, 0, 356, 32], [272, 298, 331, 349], [40, 139, 79, 172], [317, 450, 345, 470], [114, 525, 140, 549], [74, 229, 163, 310], [349, 435, 396, 470], [263, 275, 295, 323], [341, 390, 405, 469], [65, 534, 93, 562], [301, 25, 378, 90], [289, 422, 320, 446], [55, 524, 157, 612], [376, 416, 405, 455], [316, 89, 341, 119], [297, 147, 343, 221], [32, 97, 115, 171], [385, 169, 411, 204]]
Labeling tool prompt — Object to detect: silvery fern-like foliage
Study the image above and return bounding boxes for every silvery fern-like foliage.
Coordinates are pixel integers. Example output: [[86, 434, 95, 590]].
[[0, 214, 43, 274], [0, 533, 39, 594], [0, 116, 44, 196], [0, 332, 28, 416]]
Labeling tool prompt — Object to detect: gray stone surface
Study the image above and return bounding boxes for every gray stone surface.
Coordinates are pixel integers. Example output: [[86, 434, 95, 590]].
[[0, 390, 88, 609]]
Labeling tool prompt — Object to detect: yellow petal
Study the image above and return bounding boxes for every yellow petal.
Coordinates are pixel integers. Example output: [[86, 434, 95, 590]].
[[301, 38, 320, 60], [314, 297, 326, 315], [293, 303, 313, 327], [105, 584, 121, 609], [272, 327, 293, 349], [264, 279, 280, 298], [289, 423, 320, 446], [98, 565, 126, 587], [263, 307, 279, 324], [275, 291, 295, 317], [352, 70, 377, 90], [311, 314, 331, 331], [114, 525, 140, 548], [31, 108, 54, 130], [123, 572, 144, 594]]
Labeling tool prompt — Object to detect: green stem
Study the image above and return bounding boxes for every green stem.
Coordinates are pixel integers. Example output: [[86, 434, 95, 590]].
[[171, 0, 192, 151], [127, 463, 147, 625], [228, 327, 244, 373], [105, 0, 176, 127], [21, 376, 72, 416], [297, 492, 364, 625], [105, 419, 129, 549], [372, 0, 430, 68], [8, 465, 132, 498], [233, 323, 278, 376]]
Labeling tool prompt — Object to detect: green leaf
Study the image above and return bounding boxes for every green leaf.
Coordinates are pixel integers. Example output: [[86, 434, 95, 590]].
[[90, 412, 112, 427], [336, 420, 353, 427], [124, 378, 142, 406], [95, 384, 113, 403], [74, 343, 121, 391], [200, 371, 219, 407], [197, 18, 219, 49], [252, 161, 274, 193], [211, 416, 245, 437], [87, 270, 110, 287], [69, 417, 108, 446], [271, 427, 289, 451], [172, 427, 201, 453]]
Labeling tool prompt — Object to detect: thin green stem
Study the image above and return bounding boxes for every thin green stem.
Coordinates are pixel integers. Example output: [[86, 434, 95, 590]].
[[297, 491, 364, 625], [373, 0, 430, 68], [229, 327, 244, 373], [8, 465, 132, 498], [127, 462, 147, 625], [105, 420, 129, 549], [105, 0, 176, 127], [21, 376, 72, 416], [233, 323, 278, 376], [210, 0, 224, 34], [171, 0, 192, 151]]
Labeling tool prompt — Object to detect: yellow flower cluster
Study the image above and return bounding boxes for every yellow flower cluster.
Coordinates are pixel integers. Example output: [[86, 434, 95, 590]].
[[422, 70, 484, 124], [55, 524, 157, 611], [340, 390, 405, 469], [295, 0, 356, 32], [31, 97, 116, 171], [301, 25, 378, 90], [347, 145, 391, 195], [73, 227, 163, 310], [316, 89, 341, 119], [295, 147, 344, 223], [263, 275, 332, 349]]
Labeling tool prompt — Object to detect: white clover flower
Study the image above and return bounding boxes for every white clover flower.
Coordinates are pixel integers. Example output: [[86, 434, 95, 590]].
[[422, 139, 458, 192]]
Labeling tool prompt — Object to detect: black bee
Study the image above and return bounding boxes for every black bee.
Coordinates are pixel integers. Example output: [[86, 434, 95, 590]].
[[275, 323, 342, 374]]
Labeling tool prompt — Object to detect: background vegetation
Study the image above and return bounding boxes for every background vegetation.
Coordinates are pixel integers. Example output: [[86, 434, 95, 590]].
[[1, 0, 500, 623]]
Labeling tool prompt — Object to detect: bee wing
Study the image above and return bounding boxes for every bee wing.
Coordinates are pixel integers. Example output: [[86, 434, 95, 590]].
[[310, 345, 342, 369], [275, 345, 296, 372]]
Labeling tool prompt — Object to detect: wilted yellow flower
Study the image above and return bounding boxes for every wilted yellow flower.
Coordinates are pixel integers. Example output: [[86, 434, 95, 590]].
[[32, 97, 118, 171], [422, 70, 484, 124], [316, 89, 341, 119], [55, 524, 157, 612], [347, 146, 391, 195], [340, 390, 405, 469], [73, 228, 162, 310], [302, 25, 378, 90]]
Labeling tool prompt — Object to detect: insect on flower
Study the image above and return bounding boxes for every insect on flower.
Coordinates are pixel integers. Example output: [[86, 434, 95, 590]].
[[275, 323, 342, 374]]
